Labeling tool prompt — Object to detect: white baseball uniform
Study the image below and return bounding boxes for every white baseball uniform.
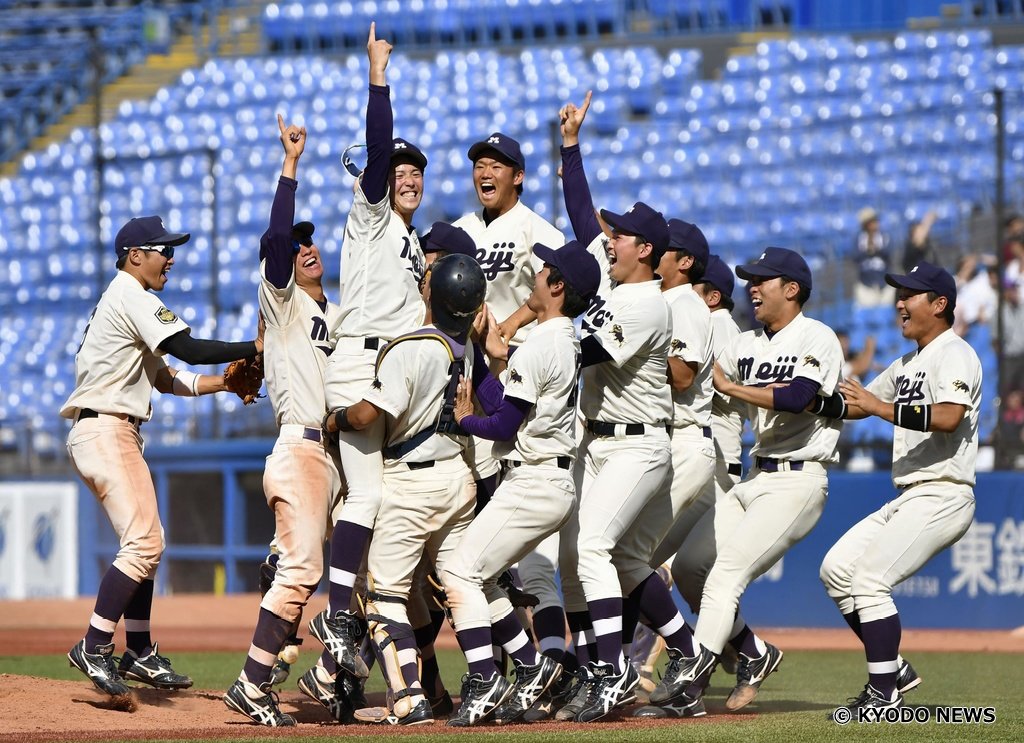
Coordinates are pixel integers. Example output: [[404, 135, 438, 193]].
[[257, 256, 344, 623], [635, 283, 716, 580], [820, 328, 980, 623], [454, 200, 564, 480], [443, 316, 579, 629], [692, 311, 844, 655], [322, 178, 426, 529], [669, 305, 748, 613], [62, 271, 190, 583], [559, 279, 674, 611]]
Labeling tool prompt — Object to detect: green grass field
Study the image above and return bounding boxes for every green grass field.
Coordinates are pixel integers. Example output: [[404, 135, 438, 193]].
[[5, 647, 1022, 742]]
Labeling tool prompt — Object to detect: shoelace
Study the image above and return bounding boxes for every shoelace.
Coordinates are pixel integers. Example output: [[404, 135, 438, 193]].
[[735, 657, 752, 685], [662, 654, 684, 684], [264, 687, 287, 717], [104, 653, 122, 679], [846, 684, 871, 706]]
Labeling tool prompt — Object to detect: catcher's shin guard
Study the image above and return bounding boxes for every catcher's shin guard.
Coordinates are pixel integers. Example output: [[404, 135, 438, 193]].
[[361, 579, 420, 719]]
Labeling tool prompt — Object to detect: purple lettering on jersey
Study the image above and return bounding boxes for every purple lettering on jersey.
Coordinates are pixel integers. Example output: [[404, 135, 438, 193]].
[[894, 371, 927, 404], [476, 243, 517, 281], [738, 355, 797, 384]]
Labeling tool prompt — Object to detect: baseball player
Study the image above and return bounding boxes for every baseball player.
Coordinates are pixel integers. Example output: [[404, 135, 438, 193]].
[[453, 131, 564, 503], [643, 248, 843, 718], [62, 215, 263, 697], [315, 24, 428, 678], [223, 116, 352, 727], [322, 253, 486, 726], [817, 262, 977, 712], [440, 240, 601, 726], [551, 92, 694, 724]]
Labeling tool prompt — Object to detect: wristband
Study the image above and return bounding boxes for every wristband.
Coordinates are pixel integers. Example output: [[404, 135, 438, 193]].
[[894, 403, 931, 431], [811, 392, 847, 419], [171, 370, 200, 397], [330, 406, 357, 433]]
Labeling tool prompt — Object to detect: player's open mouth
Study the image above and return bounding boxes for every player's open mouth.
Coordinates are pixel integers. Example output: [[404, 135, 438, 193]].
[[900, 312, 910, 326], [303, 257, 317, 268], [480, 183, 496, 195], [751, 298, 762, 307]]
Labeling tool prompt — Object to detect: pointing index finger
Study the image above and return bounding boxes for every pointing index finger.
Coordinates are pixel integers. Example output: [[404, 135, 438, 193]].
[[368, 21, 376, 43], [580, 90, 593, 116], [277, 113, 285, 134]]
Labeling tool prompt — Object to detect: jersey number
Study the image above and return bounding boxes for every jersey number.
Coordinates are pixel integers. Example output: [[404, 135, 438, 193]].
[[77, 307, 98, 355], [567, 351, 582, 409]]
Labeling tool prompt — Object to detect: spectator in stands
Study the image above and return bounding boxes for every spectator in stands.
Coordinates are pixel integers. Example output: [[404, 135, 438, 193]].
[[901, 211, 936, 273], [1001, 213, 1024, 266], [853, 207, 893, 307], [995, 278, 1024, 391], [953, 254, 997, 336], [836, 331, 878, 383], [997, 388, 1024, 467]]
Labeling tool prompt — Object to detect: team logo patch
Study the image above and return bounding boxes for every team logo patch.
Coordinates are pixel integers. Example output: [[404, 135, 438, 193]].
[[953, 380, 969, 393], [671, 339, 686, 351], [509, 369, 524, 384], [155, 307, 177, 324], [802, 354, 821, 369], [611, 324, 626, 346], [371, 378, 383, 391]]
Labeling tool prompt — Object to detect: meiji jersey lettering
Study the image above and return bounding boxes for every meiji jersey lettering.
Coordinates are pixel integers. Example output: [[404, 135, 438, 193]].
[[580, 234, 615, 334], [336, 182, 426, 341], [719, 312, 843, 463], [454, 200, 564, 345], [493, 316, 580, 464], [663, 283, 714, 428], [709, 309, 746, 464], [259, 260, 342, 427], [61, 271, 189, 421], [866, 328, 981, 487], [365, 327, 475, 464], [581, 280, 673, 425]]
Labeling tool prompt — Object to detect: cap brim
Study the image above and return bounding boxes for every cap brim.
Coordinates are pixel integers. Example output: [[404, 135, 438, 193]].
[[599, 209, 638, 236], [292, 221, 315, 237], [735, 263, 781, 281], [391, 150, 427, 170], [144, 231, 190, 247], [885, 272, 933, 291], [533, 243, 558, 266]]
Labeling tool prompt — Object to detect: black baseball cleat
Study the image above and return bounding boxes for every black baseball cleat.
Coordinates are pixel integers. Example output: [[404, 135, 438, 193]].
[[68, 640, 131, 696], [309, 609, 370, 679], [650, 645, 717, 704], [340, 669, 369, 709], [117, 643, 193, 690], [383, 698, 434, 725], [897, 659, 922, 694], [297, 665, 355, 723], [522, 665, 574, 722], [445, 672, 513, 727], [223, 678, 296, 726], [428, 690, 454, 718], [633, 692, 707, 718], [574, 661, 640, 723], [553, 666, 595, 721], [725, 642, 783, 711], [493, 656, 562, 725]]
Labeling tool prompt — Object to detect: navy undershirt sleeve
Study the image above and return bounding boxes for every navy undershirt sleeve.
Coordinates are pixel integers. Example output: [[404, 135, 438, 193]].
[[361, 84, 393, 205], [772, 376, 822, 413], [459, 396, 532, 441], [580, 334, 614, 367], [560, 144, 603, 247], [159, 331, 258, 365], [261, 176, 297, 289]]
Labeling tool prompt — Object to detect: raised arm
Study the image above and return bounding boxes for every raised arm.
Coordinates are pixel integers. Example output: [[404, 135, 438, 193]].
[[559, 90, 602, 246], [360, 22, 395, 204], [261, 114, 306, 288]]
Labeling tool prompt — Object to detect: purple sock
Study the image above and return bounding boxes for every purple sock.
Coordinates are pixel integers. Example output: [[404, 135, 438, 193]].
[[474, 474, 499, 515], [243, 608, 293, 687], [862, 613, 901, 697], [456, 626, 495, 678], [430, 609, 447, 640], [628, 573, 693, 655], [85, 566, 140, 652], [415, 623, 444, 697], [622, 596, 641, 652], [492, 610, 538, 665], [587, 597, 624, 671], [566, 610, 593, 666], [532, 605, 567, 661], [123, 577, 154, 656], [562, 648, 580, 673], [843, 611, 864, 640], [728, 622, 764, 659], [328, 520, 371, 613]]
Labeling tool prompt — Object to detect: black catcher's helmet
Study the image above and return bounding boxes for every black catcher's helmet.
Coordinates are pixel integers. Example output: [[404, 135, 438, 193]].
[[429, 253, 486, 338]]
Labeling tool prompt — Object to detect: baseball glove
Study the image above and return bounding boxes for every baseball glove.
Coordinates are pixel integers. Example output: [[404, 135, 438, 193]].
[[425, 571, 455, 629], [224, 354, 265, 405]]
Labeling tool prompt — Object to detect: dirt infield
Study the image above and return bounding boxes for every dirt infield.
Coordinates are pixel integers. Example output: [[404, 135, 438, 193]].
[[2, 595, 1022, 742]]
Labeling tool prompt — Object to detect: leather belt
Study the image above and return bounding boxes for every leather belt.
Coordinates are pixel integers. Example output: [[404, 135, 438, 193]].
[[505, 456, 572, 471], [302, 427, 322, 443], [364, 337, 381, 351], [406, 460, 435, 470], [728, 462, 742, 476], [78, 408, 141, 427], [756, 457, 804, 473], [585, 420, 669, 437], [703, 426, 712, 439]]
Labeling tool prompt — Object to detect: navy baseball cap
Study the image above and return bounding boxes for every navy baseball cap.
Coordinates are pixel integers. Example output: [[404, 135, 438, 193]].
[[698, 254, 735, 297], [467, 132, 525, 171], [885, 261, 957, 309], [667, 218, 710, 265], [736, 247, 813, 290], [391, 138, 427, 170], [115, 216, 190, 258], [533, 240, 601, 300], [599, 202, 670, 262], [423, 222, 477, 256]]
